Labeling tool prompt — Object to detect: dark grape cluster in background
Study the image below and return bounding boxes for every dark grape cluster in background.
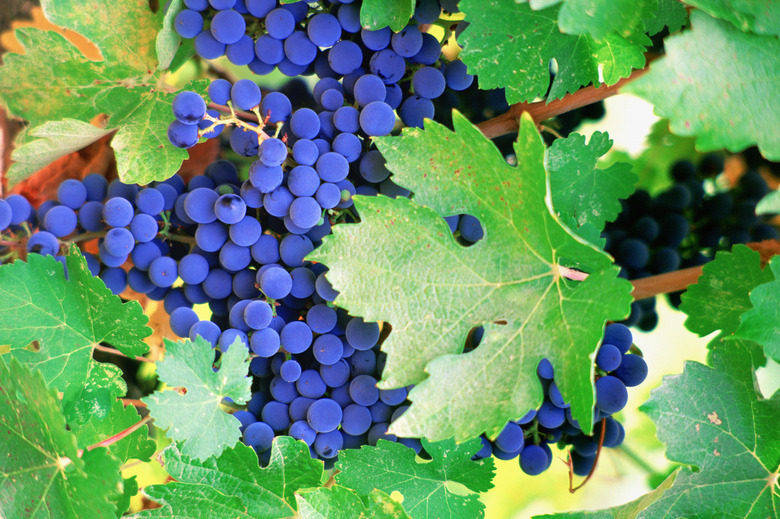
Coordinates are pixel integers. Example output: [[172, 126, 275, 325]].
[[604, 154, 778, 331]]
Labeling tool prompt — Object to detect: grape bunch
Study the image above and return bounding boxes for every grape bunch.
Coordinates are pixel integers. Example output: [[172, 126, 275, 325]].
[[469, 323, 647, 477], [604, 155, 778, 330]]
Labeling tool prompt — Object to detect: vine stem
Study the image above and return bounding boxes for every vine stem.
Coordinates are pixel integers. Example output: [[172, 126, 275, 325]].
[[476, 58, 656, 140], [569, 417, 606, 493], [630, 266, 704, 301], [78, 415, 153, 456], [95, 344, 155, 363], [121, 398, 147, 408]]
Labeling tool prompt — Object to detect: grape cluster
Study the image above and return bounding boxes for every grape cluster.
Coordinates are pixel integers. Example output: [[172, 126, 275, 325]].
[[471, 323, 647, 477], [604, 156, 778, 330]]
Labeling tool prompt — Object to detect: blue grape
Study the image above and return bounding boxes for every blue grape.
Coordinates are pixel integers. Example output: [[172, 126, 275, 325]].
[[536, 401, 565, 428], [260, 266, 293, 299], [353, 74, 386, 107], [316, 152, 349, 183], [284, 31, 317, 66], [229, 216, 262, 247], [391, 26, 423, 57], [265, 8, 295, 39], [251, 327, 281, 356], [262, 401, 291, 431], [328, 40, 362, 75], [243, 421, 274, 451], [255, 34, 285, 65], [214, 193, 246, 224], [345, 317, 379, 350], [44, 206, 77, 237], [173, 91, 207, 125], [104, 227, 135, 256], [290, 267, 316, 298], [367, 423, 397, 446], [102, 197, 134, 228], [359, 150, 390, 183], [315, 271, 339, 301], [184, 188, 219, 224], [494, 422, 525, 452], [210, 9, 246, 45], [341, 404, 372, 435], [226, 35, 255, 66], [337, 3, 360, 32], [189, 320, 221, 346], [307, 398, 342, 433], [443, 60, 474, 91], [135, 188, 164, 215], [128, 268, 156, 294], [244, 300, 273, 330], [618, 238, 649, 270], [82, 173, 108, 202], [131, 242, 162, 271], [519, 444, 550, 476], [289, 420, 317, 446], [359, 101, 395, 136], [288, 197, 322, 229], [614, 354, 648, 387], [307, 13, 341, 47], [178, 254, 210, 284], [195, 29, 226, 59], [251, 234, 280, 264], [320, 89, 344, 111], [595, 375, 628, 414], [269, 377, 299, 404], [260, 92, 292, 122], [168, 120, 199, 148], [314, 430, 343, 459], [27, 231, 60, 256], [292, 140, 319, 166], [290, 108, 321, 140], [312, 334, 343, 366], [170, 307, 199, 338], [349, 375, 379, 406], [412, 66, 446, 99], [219, 242, 251, 271], [280, 320, 312, 353], [240, 181, 264, 209], [249, 162, 284, 193], [148, 256, 178, 288], [100, 267, 127, 295], [603, 323, 632, 354], [263, 186, 294, 217], [281, 359, 302, 383], [246, 0, 274, 17], [379, 178, 411, 199], [174, 9, 204, 38], [459, 215, 484, 242], [333, 106, 360, 133], [399, 95, 434, 128], [297, 369, 327, 398], [349, 349, 376, 376], [332, 133, 361, 163], [596, 343, 622, 372], [279, 234, 314, 267], [207, 79, 232, 105], [6, 195, 31, 224], [361, 27, 391, 51], [410, 33, 441, 65], [57, 179, 87, 209], [195, 221, 228, 252], [203, 268, 233, 299], [209, 0, 235, 8], [288, 166, 320, 197], [231, 79, 262, 110]]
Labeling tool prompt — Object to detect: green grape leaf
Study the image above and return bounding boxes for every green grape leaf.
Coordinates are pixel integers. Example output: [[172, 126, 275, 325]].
[[756, 190, 780, 215], [458, 0, 648, 103], [62, 361, 128, 426], [637, 340, 780, 517], [548, 131, 636, 243], [142, 337, 252, 460], [0, 249, 150, 416], [681, 244, 774, 337], [534, 468, 678, 518], [683, 0, 780, 37], [118, 476, 140, 516], [296, 486, 411, 519], [134, 438, 324, 518], [360, 0, 415, 31], [0, 0, 206, 185], [156, 0, 183, 71], [626, 11, 780, 161], [734, 256, 780, 362], [309, 112, 632, 441], [556, 0, 657, 41], [0, 357, 124, 518], [70, 400, 156, 463], [8, 119, 115, 185], [335, 438, 494, 519], [642, 0, 688, 35]]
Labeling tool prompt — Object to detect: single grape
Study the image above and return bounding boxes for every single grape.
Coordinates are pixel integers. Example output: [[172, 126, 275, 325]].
[[307, 398, 342, 433], [596, 343, 622, 372], [172, 91, 207, 125], [210, 9, 246, 45], [44, 206, 77, 237], [57, 179, 88, 209], [168, 120, 199, 148], [519, 444, 550, 476], [595, 375, 628, 414], [614, 354, 648, 387], [231, 79, 262, 110]]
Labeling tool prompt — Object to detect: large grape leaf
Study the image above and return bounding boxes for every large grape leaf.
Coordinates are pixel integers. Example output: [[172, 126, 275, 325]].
[[0, 357, 124, 519], [642, 0, 688, 36], [142, 337, 252, 460], [679, 245, 772, 367], [626, 11, 780, 161], [309, 112, 633, 441], [360, 0, 415, 31], [684, 0, 780, 37], [635, 341, 780, 517], [733, 256, 780, 363], [70, 400, 156, 463], [0, 250, 150, 418], [335, 438, 494, 519], [535, 468, 679, 518], [0, 0, 205, 185], [296, 487, 411, 519], [555, 0, 657, 41], [458, 0, 648, 103], [134, 439, 323, 518], [547, 131, 636, 244]]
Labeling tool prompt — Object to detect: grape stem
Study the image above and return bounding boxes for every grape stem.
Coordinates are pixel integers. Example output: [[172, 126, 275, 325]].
[[77, 415, 153, 457], [95, 344, 155, 363], [568, 417, 606, 493], [476, 55, 658, 139], [631, 265, 704, 300]]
